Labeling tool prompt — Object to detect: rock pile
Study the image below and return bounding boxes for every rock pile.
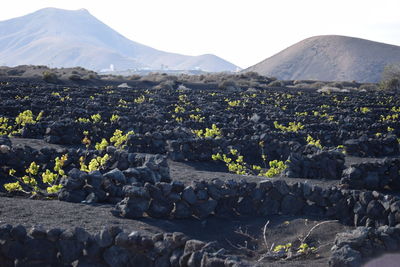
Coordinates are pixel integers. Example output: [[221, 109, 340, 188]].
[[330, 226, 400, 267], [0, 139, 170, 196], [59, 154, 170, 204]]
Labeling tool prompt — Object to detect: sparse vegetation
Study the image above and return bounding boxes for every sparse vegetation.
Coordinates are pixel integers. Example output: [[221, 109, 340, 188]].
[[380, 63, 400, 90], [42, 71, 58, 83], [1, 69, 400, 267]]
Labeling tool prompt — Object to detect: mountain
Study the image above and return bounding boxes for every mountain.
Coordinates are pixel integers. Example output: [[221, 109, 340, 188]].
[[0, 8, 239, 72], [245, 35, 400, 82]]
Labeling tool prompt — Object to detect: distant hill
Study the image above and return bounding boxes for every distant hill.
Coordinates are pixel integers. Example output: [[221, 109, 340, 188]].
[[0, 8, 239, 72], [245, 35, 400, 82]]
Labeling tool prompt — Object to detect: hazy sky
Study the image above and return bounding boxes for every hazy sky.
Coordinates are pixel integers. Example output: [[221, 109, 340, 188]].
[[1, 0, 399, 68]]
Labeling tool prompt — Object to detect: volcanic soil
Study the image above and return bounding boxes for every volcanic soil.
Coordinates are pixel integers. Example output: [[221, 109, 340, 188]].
[[0, 167, 352, 266], [0, 137, 360, 266]]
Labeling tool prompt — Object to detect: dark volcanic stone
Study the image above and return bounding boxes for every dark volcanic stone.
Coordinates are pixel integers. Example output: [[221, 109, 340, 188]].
[[184, 240, 206, 254], [122, 185, 150, 199], [364, 172, 380, 189], [192, 200, 217, 219], [104, 168, 126, 184], [2, 240, 25, 260], [115, 197, 150, 219], [366, 200, 385, 219], [259, 197, 280, 215], [58, 188, 87, 203], [86, 171, 104, 189], [84, 237, 102, 261], [95, 228, 113, 248], [68, 168, 87, 180], [303, 203, 325, 217], [329, 244, 362, 267], [182, 186, 197, 205], [47, 228, 63, 242], [281, 194, 304, 215], [171, 181, 185, 193], [74, 227, 90, 243], [24, 238, 57, 262], [235, 196, 257, 215], [272, 180, 289, 195], [28, 225, 47, 239], [207, 184, 222, 200], [170, 248, 184, 267], [147, 199, 174, 218], [259, 180, 273, 191], [72, 257, 108, 267], [353, 202, 366, 215], [214, 197, 237, 217], [58, 240, 84, 263], [187, 251, 203, 267], [103, 246, 131, 267], [60, 175, 85, 191], [359, 191, 374, 205], [10, 225, 27, 241], [334, 227, 369, 248], [342, 166, 362, 181]]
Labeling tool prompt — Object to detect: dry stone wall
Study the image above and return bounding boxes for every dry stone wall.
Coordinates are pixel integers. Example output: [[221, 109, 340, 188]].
[[341, 158, 400, 190], [0, 224, 245, 267]]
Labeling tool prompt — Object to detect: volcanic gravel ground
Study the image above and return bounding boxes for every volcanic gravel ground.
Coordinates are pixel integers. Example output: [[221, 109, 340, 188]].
[[1, 138, 358, 266], [1, 77, 399, 266], [0, 179, 351, 267]]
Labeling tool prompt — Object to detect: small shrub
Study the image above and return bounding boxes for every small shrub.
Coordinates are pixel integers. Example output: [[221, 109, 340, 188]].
[[212, 149, 287, 177], [268, 80, 283, 87], [218, 79, 237, 90], [42, 71, 58, 83], [306, 135, 322, 149], [95, 138, 109, 151], [380, 78, 400, 91], [4, 154, 68, 195], [80, 154, 110, 172], [69, 74, 82, 81], [192, 124, 221, 139], [110, 129, 134, 149], [358, 83, 378, 91], [274, 121, 304, 133], [380, 63, 400, 91], [110, 114, 120, 123]]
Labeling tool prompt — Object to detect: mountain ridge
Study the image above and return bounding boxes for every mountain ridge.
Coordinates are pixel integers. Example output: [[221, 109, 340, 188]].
[[0, 8, 239, 72]]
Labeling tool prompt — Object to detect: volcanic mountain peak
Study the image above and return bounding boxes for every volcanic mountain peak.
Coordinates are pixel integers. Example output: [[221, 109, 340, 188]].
[[0, 8, 239, 72], [246, 35, 400, 82]]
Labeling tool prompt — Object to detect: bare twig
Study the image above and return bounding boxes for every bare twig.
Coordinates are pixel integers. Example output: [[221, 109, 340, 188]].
[[234, 227, 256, 240], [259, 220, 337, 263], [313, 241, 334, 252], [270, 242, 275, 252], [225, 238, 254, 254], [285, 253, 303, 261], [262, 220, 270, 250], [225, 238, 242, 250], [257, 255, 267, 262], [301, 220, 338, 244]]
